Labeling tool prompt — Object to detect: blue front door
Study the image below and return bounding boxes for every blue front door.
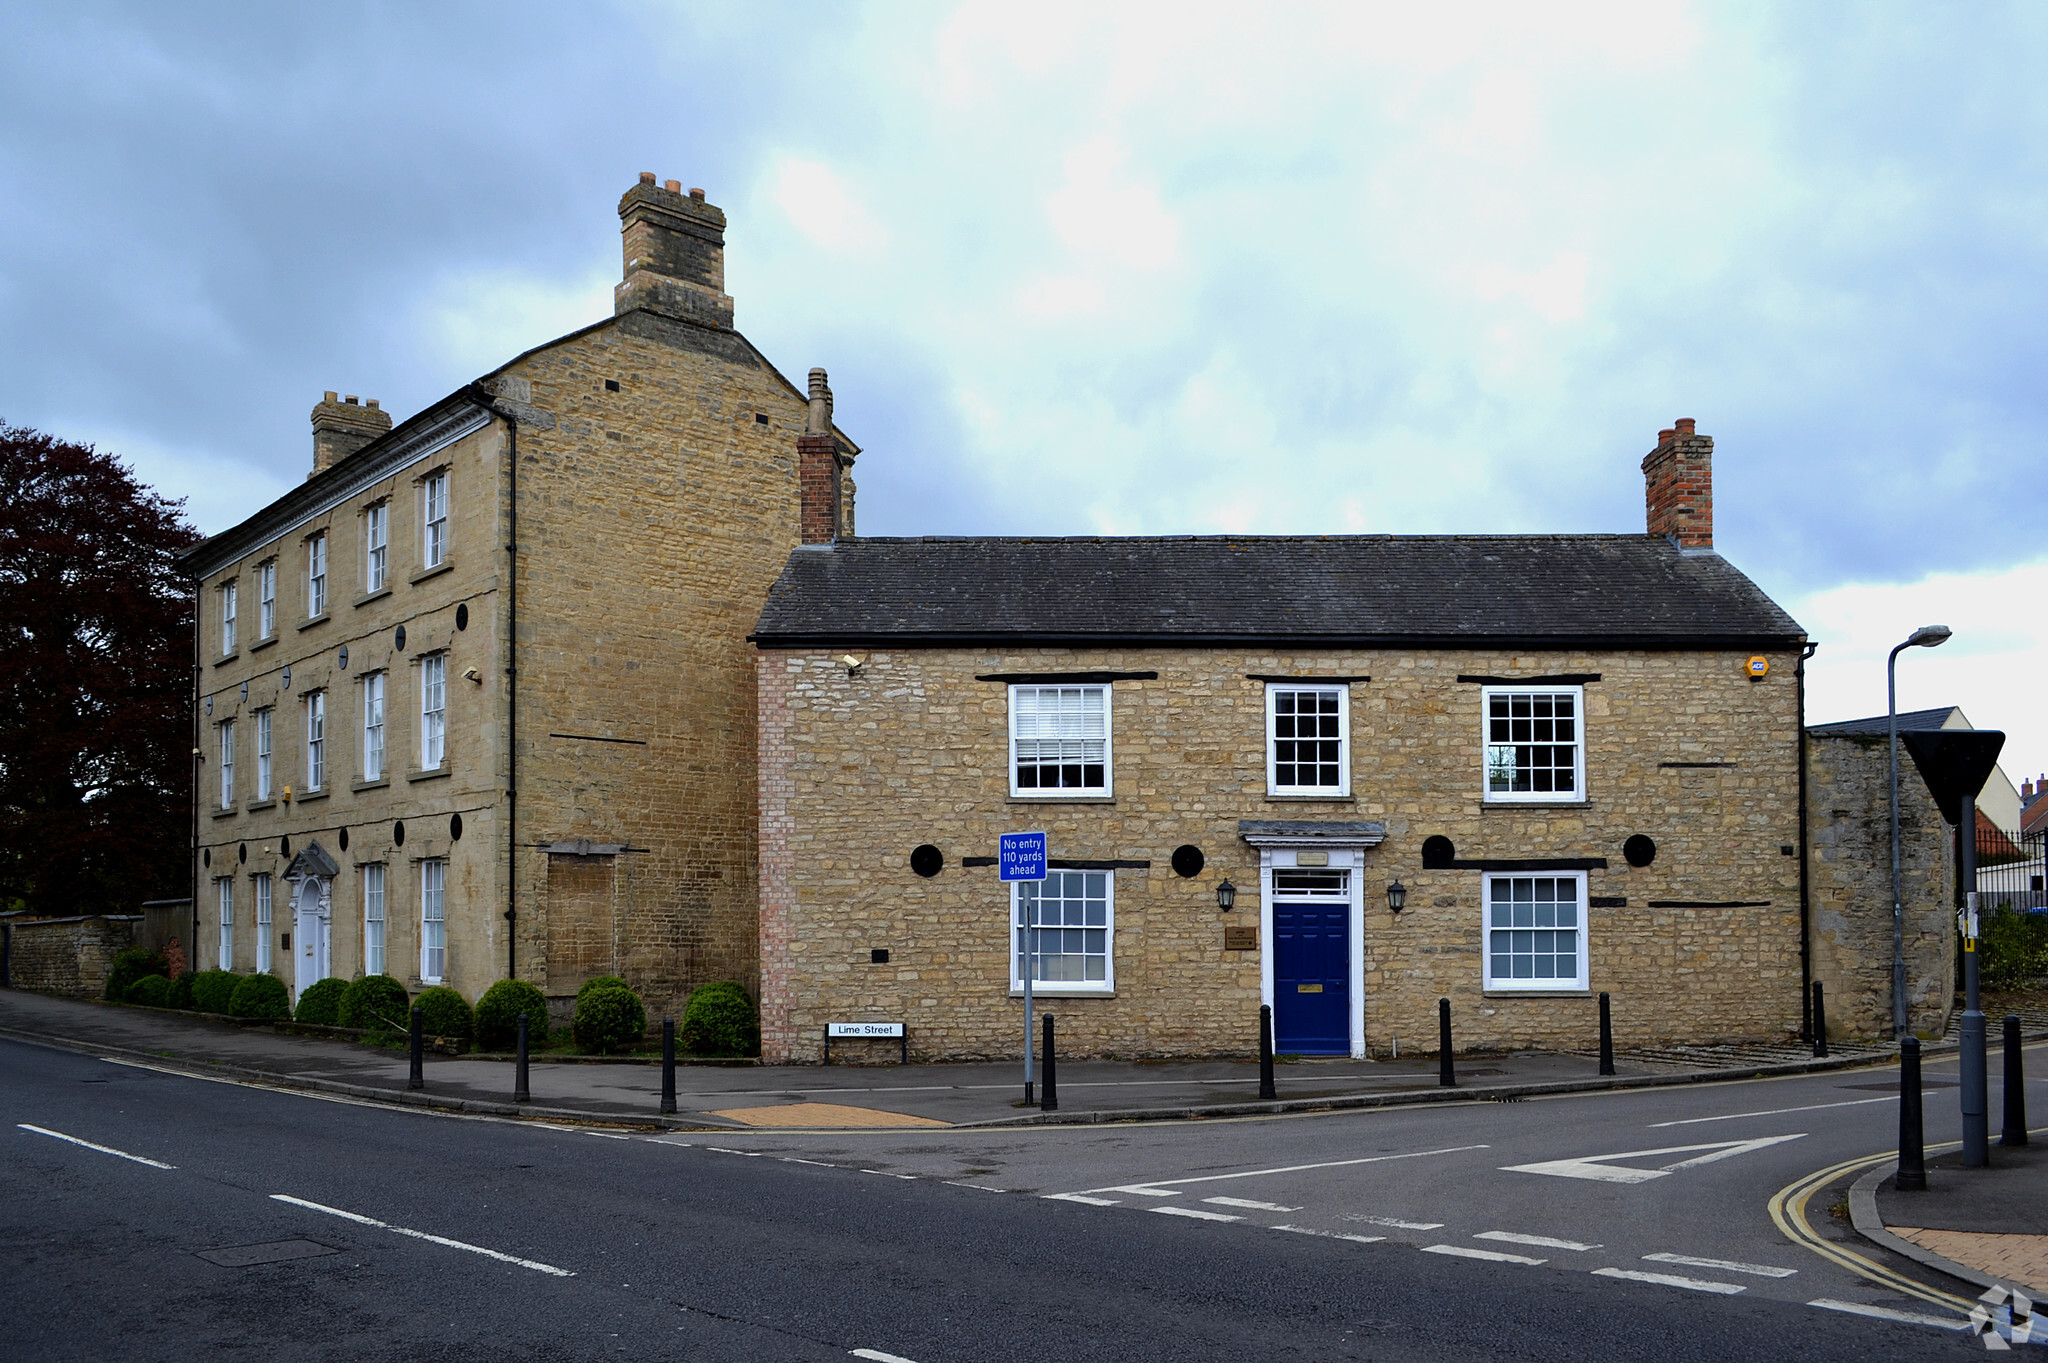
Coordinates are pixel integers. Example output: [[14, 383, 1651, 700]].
[[1273, 901, 1349, 1054]]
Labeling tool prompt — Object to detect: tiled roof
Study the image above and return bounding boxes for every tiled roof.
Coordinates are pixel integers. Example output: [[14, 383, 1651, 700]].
[[1807, 706, 1966, 737], [753, 535, 1805, 647]]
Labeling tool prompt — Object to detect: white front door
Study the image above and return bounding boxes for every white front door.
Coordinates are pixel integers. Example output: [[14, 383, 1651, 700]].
[[293, 878, 329, 995]]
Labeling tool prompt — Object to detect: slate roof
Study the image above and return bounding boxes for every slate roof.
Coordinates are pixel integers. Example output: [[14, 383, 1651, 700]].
[[752, 535, 1805, 648], [1807, 706, 1966, 737]]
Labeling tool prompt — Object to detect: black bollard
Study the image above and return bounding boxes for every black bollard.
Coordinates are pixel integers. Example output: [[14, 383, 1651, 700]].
[[408, 1005, 425, 1091], [1897, 1037, 1926, 1191], [661, 1017, 677, 1116], [1598, 992, 1615, 1076], [1041, 1014, 1058, 1112], [514, 1011, 531, 1104], [2004, 1014, 2029, 1147], [1438, 998, 1455, 1088], [1812, 981, 1829, 1059], [1258, 1004, 1277, 1100]]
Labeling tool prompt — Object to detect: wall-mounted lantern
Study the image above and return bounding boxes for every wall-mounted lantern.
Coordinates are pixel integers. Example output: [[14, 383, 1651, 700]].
[[1216, 878, 1236, 913], [1386, 880, 1407, 913]]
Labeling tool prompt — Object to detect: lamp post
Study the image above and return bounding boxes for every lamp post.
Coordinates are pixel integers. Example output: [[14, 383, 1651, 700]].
[[1888, 624, 1952, 1037]]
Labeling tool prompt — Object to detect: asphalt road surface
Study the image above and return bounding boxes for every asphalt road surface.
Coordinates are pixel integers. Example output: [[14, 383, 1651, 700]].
[[2, 1035, 2034, 1362]]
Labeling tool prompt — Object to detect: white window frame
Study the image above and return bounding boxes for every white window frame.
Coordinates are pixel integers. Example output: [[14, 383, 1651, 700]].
[[361, 672, 385, 782], [365, 501, 389, 592], [1481, 871, 1589, 992], [363, 863, 386, 977], [1266, 683, 1351, 796], [218, 719, 235, 808], [254, 708, 272, 801], [1009, 870, 1115, 995], [420, 654, 446, 770], [423, 470, 449, 569], [257, 560, 276, 639], [305, 692, 325, 792], [1007, 683, 1112, 798], [254, 873, 273, 974], [306, 532, 328, 617], [217, 878, 233, 972], [1481, 685, 1585, 804], [219, 580, 237, 655], [420, 858, 446, 984]]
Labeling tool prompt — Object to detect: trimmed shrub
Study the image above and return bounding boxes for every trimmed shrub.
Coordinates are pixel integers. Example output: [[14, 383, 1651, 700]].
[[572, 984, 645, 1054], [294, 977, 349, 1026], [191, 969, 240, 1015], [228, 973, 291, 1021], [414, 985, 473, 1039], [340, 974, 410, 1032], [105, 948, 169, 1002], [1981, 906, 2048, 992], [680, 980, 761, 1057], [125, 973, 173, 1008], [576, 974, 630, 1004], [166, 971, 196, 1010], [475, 979, 550, 1051]]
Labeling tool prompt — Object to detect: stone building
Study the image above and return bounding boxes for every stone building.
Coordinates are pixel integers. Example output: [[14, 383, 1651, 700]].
[[754, 421, 1813, 1063], [179, 175, 857, 1018]]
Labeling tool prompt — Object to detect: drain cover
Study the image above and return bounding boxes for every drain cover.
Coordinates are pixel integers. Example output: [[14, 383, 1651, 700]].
[[196, 1239, 339, 1267]]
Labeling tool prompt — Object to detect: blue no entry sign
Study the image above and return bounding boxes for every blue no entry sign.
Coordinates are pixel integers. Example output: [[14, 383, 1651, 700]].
[[999, 831, 1047, 882]]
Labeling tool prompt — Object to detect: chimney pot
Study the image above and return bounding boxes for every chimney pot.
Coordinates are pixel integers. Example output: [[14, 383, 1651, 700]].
[[344, 395, 358, 405], [324, 390, 338, 403], [664, 179, 681, 193], [639, 171, 656, 184], [366, 398, 380, 410], [1658, 428, 1676, 445], [689, 187, 706, 200], [1641, 416, 1714, 550], [1674, 417, 1696, 435]]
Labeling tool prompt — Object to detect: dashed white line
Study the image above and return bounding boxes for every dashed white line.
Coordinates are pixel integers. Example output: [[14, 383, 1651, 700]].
[[1044, 1193, 1120, 1206], [851, 1350, 924, 1363], [1477, 1231, 1601, 1251], [1203, 1197, 1301, 1212], [1102, 1185, 1181, 1197], [944, 1182, 1008, 1193], [1650, 1097, 1894, 1128], [1643, 1252, 1797, 1278], [1422, 1244, 1547, 1265], [1808, 1299, 1969, 1331], [270, 1194, 573, 1276], [781, 1157, 838, 1167], [1344, 1215, 1445, 1230], [1271, 1225, 1385, 1244], [19, 1123, 175, 1169], [1068, 1144, 1489, 1199], [1593, 1267, 1744, 1295], [1151, 1206, 1243, 1222], [860, 1169, 917, 1180]]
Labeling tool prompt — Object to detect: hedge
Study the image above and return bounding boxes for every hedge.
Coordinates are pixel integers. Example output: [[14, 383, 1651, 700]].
[[228, 973, 291, 1021], [191, 969, 240, 1015], [573, 984, 646, 1054], [105, 948, 168, 1002], [414, 985, 473, 1039], [294, 977, 349, 1026], [340, 974, 410, 1031], [166, 971, 196, 1010], [125, 973, 173, 1008], [1981, 906, 2048, 991], [577, 974, 630, 1003], [475, 979, 549, 1051], [681, 980, 760, 1057]]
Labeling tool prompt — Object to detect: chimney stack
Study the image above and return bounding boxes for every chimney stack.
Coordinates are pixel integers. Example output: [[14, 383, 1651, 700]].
[[798, 368, 841, 545], [310, 391, 392, 478], [1641, 416, 1713, 549], [614, 173, 734, 328]]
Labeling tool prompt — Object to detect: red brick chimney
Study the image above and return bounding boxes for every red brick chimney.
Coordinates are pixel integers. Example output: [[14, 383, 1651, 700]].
[[1641, 416, 1713, 549], [798, 368, 841, 545], [310, 391, 391, 479]]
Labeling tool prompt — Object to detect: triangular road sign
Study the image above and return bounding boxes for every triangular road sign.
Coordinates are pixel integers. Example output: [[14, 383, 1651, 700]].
[[1501, 1134, 1808, 1184]]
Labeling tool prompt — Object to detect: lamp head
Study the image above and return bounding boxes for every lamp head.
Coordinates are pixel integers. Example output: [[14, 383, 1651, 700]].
[[1386, 880, 1407, 913], [1215, 878, 1236, 912], [1907, 624, 1952, 648]]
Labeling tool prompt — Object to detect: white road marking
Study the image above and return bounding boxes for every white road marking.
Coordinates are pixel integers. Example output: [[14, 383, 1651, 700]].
[[851, 1351, 923, 1363], [1203, 1197, 1301, 1212], [780, 1157, 838, 1167], [1650, 1097, 1894, 1128], [1066, 1143, 1488, 1198], [18, 1123, 175, 1169], [860, 1170, 917, 1180], [1151, 1206, 1243, 1222], [1808, 1299, 1969, 1331], [1477, 1231, 1601, 1251], [1344, 1215, 1445, 1230], [580, 1130, 630, 1140], [1422, 1244, 1546, 1265], [1044, 1193, 1120, 1206], [270, 1194, 572, 1276], [1503, 1134, 1807, 1184], [707, 1147, 764, 1156], [1594, 1267, 1744, 1295], [1271, 1225, 1385, 1244], [944, 1182, 1008, 1193], [1102, 1185, 1182, 1197], [1644, 1252, 1798, 1278]]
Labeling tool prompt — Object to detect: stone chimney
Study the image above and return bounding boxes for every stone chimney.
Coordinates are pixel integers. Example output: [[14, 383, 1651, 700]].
[[798, 368, 841, 545], [614, 172, 734, 328], [311, 392, 392, 478], [1641, 416, 1713, 549]]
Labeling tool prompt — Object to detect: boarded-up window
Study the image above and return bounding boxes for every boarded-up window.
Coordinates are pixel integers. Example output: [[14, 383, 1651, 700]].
[[546, 853, 616, 992]]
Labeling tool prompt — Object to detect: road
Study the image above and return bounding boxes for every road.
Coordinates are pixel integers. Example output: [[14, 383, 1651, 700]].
[[2, 1034, 2033, 1361]]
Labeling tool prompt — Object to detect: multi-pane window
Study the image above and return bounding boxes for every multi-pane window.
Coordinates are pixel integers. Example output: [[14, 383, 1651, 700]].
[[219, 720, 235, 808], [1009, 685, 1109, 795], [257, 560, 276, 638], [1483, 686, 1583, 801], [420, 859, 446, 983], [420, 655, 446, 769], [217, 878, 233, 971], [362, 673, 385, 781], [363, 863, 386, 976], [254, 873, 273, 974], [255, 709, 273, 801], [423, 471, 449, 568], [1268, 685, 1349, 794], [1011, 871, 1113, 992], [365, 502, 389, 592], [307, 532, 328, 617], [1482, 873, 1588, 991], [220, 581, 237, 655], [305, 692, 325, 791]]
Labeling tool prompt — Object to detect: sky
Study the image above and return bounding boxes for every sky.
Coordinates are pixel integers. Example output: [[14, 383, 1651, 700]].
[[2, 2, 2045, 786]]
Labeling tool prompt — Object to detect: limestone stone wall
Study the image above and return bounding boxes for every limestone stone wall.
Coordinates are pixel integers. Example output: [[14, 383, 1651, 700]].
[[758, 645, 1806, 1062], [4, 915, 138, 999], [1808, 731, 1956, 1040]]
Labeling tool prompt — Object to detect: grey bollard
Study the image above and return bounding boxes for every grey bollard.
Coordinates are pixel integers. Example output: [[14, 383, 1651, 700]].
[[1041, 1014, 1057, 1112], [2004, 1014, 2029, 1147], [1258, 1005, 1277, 1100], [1598, 992, 1615, 1076], [514, 1011, 531, 1104], [661, 1017, 677, 1116], [1897, 1037, 1926, 1191], [408, 1005, 425, 1091], [1812, 981, 1829, 1059], [1438, 998, 1455, 1088]]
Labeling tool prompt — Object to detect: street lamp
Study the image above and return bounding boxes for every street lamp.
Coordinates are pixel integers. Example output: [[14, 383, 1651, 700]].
[[1386, 880, 1407, 913], [1889, 624, 1952, 1037]]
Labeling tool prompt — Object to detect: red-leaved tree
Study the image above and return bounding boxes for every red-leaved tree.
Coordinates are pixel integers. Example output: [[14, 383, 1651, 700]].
[[0, 423, 199, 916]]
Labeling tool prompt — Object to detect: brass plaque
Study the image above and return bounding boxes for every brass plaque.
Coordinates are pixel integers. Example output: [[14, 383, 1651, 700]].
[[1295, 851, 1329, 867], [1223, 925, 1258, 951], [1297, 983, 1323, 993]]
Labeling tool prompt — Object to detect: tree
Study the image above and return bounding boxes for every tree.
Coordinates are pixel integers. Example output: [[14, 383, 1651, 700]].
[[0, 423, 199, 917]]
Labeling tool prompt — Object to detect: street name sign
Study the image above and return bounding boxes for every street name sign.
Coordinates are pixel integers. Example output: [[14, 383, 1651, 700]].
[[827, 1022, 904, 1038]]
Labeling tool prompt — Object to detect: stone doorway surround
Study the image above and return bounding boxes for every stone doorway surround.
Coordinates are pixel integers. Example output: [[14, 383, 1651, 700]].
[[283, 842, 339, 997], [1239, 820, 1387, 1061]]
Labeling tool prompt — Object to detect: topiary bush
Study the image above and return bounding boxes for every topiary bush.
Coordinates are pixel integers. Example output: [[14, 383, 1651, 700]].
[[105, 948, 168, 1002], [294, 977, 349, 1026], [577, 974, 630, 1004], [166, 971, 196, 1010], [414, 985, 473, 1039], [474, 979, 550, 1051], [680, 980, 761, 1057], [228, 973, 291, 1021], [191, 969, 240, 1015], [572, 983, 646, 1054], [124, 973, 173, 1008], [340, 974, 410, 1032]]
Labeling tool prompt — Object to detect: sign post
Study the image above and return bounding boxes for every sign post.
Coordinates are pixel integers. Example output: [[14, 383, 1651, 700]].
[[1000, 831, 1048, 1106]]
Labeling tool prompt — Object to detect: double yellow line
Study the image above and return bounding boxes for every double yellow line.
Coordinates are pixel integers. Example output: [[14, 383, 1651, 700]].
[[1768, 1144, 1973, 1314]]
